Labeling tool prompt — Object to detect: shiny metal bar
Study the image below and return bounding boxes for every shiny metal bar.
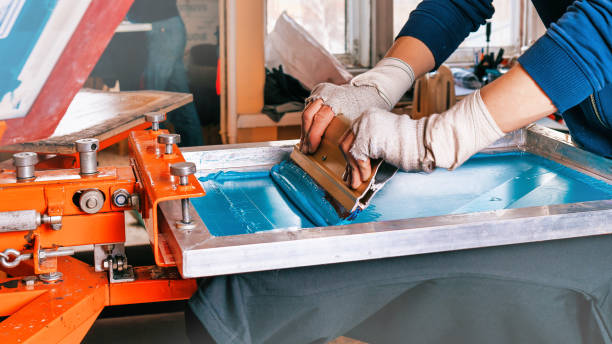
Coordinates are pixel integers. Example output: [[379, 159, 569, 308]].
[[166, 125, 611, 278], [181, 198, 191, 224], [525, 125, 611, 182]]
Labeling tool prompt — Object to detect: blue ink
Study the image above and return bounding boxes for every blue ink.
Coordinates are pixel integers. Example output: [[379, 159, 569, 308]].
[[191, 153, 612, 237], [270, 161, 344, 227], [191, 170, 315, 236]]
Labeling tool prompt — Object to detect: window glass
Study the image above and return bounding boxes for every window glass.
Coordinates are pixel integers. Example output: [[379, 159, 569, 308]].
[[267, 0, 346, 54], [393, 0, 518, 49]]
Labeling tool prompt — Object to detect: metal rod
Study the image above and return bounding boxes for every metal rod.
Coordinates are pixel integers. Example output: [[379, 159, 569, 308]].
[[181, 199, 191, 224], [179, 175, 188, 185], [0, 210, 41, 232], [39, 249, 75, 259], [79, 151, 97, 174]]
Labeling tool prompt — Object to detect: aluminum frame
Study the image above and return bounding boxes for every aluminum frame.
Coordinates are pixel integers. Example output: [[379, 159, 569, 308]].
[[162, 125, 611, 278]]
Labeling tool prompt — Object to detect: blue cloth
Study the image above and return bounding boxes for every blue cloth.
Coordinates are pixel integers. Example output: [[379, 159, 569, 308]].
[[397, 0, 612, 157], [144, 16, 203, 147]]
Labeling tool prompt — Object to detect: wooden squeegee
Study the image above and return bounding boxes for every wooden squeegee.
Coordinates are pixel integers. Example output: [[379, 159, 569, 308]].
[[290, 115, 398, 215]]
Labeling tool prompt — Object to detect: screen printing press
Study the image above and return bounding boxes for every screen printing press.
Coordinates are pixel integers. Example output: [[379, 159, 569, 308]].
[[0, 1, 611, 342], [1, 117, 611, 343]]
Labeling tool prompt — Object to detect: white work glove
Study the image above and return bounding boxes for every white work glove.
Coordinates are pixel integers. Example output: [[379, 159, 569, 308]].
[[349, 89, 505, 172], [307, 57, 416, 120]]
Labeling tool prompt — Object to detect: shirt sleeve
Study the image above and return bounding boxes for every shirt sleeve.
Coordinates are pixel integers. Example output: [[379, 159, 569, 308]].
[[518, 0, 612, 113], [396, 0, 494, 69]]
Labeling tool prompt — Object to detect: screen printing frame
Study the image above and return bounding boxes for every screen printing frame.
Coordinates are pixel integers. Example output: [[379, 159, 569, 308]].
[[159, 125, 611, 278]]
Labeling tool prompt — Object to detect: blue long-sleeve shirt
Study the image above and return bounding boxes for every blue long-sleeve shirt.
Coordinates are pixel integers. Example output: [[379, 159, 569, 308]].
[[397, 0, 611, 115], [398, 0, 612, 157]]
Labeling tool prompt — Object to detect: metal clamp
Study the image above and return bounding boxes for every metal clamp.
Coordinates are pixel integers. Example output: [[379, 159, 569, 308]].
[[94, 244, 135, 283]]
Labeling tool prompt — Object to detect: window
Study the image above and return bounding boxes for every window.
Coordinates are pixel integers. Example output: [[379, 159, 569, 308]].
[[393, 0, 521, 65], [266, 0, 371, 67], [267, 0, 346, 54], [266, 0, 539, 68]]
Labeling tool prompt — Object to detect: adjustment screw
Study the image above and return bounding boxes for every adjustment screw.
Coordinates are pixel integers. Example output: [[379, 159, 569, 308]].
[[157, 133, 181, 155], [170, 162, 197, 229], [145, 112, 166, 131], [170, 162, 196, 186]]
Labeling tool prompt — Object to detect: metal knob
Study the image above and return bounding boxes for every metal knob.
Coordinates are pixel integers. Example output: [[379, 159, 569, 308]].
[[170, 162, 196, 185], [12, 152, 38, 180], [78, 189, 105, 214], [157, 133, 181, 155], [145, 112, 166, 131], [75, 138, 99, 175], [170, 162, 196, 229]]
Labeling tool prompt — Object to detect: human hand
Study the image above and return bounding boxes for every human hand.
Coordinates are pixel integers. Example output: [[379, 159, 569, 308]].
[[339, 90, 505, 189], [339, 130, 372, 189], [300, 58, 416, 154], [339, 108, 424, 189], [299, 82, 385, 154]]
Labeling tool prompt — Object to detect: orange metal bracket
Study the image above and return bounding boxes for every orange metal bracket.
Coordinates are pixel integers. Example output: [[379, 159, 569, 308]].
[[0, 257, 196, 343], [0, 128, 203, 342], [108, 265, 197, 306], [0, 257, 107, 343], [129, 130, 205, 267], [0, 167, 134, 255]]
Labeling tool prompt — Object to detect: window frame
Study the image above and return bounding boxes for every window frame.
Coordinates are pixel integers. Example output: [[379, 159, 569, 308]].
[[265, 0, 543, 69], [265, 0, 373, 68], [376, 0, 541, 67]]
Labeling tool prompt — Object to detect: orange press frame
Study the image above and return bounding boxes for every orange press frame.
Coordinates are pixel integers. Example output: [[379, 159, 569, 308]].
[[0, 128, 203, 343], [129, 129, 206, 267]]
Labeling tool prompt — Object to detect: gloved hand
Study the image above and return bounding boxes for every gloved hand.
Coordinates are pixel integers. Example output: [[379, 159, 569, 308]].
[[300, 58, 415, 154], [341, 89, 505, 189]]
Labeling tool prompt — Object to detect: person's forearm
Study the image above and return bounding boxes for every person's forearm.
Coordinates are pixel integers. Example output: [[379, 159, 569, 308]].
[[480, 64, 557, 133], [385, 36, 435, 78], [386, 38, 555, 133]]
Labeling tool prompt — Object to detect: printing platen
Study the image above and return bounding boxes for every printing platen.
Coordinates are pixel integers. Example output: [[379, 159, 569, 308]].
[[191, 152, 612, 237]]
